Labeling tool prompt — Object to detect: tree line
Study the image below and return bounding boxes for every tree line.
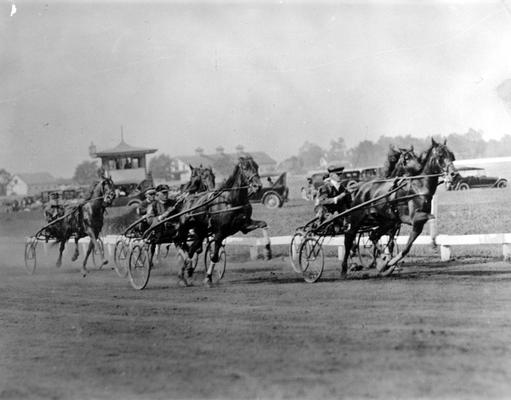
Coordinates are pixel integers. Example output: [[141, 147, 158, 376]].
[[2, 128, 510, 192], [278, 129, 511, 173]]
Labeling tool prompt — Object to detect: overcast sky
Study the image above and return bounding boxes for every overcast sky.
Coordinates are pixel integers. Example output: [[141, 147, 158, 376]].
[[3, 0, 511, 177]]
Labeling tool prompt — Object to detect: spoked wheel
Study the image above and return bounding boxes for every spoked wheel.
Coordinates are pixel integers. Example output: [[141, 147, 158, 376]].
[[289, 230, 305, 273], [128, 244, 151, 290], [375, 231, 401, 269], [298, 237, 324, 283], [348, 232, 376, 271], [91, 238, 106, 269], [204, 239, 226, 282], [24, 237, 38, 275], [113, 238, 130, 278]]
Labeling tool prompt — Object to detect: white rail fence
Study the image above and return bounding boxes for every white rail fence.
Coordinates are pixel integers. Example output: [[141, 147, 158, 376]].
[[45, 197, 511, 262]]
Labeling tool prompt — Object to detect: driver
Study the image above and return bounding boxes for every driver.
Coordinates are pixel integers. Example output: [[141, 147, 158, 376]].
[[44, 192, 65, 222], [146, 184, 174, 225], [137, 187, 156, 217], [315, 165, 351, 233]]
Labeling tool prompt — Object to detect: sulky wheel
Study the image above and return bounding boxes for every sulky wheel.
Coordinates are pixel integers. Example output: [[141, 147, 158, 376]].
[[374, 234, 400, 265], [128, 244, 151, 290], [113, 238, 130, 278], [24, 237, 38, 275], [348, 232, 376, 271], [204, 239, 226, 282], [91, 237, 105, 269], [289, 230, 306, 273], [298, 237, 324, 283]]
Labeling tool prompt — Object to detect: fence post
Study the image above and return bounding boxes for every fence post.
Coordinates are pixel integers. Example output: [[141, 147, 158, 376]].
[[262, 228, 272, 260], [440, 245, 451, 261], [503, 243, 511, 261], [338, 245, 345, 260], [430, 195, 438, 247]]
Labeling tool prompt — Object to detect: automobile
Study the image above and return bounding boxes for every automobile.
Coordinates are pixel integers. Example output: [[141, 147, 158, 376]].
[[111, 179, 154, 207], [301, 166, 384, 201], [249, 172, 289, 209], [301, 171, 328, 201], [447, 166, 508, 190]]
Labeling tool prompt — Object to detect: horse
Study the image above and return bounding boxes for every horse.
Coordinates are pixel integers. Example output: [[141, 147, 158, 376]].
[[383, 145, 419, 178], [49, 177, 116, 276], [174, 156, 266, 286], [341, 138, 456, 277], [143, 165, 216, 270], [180, 165, 216, 194]]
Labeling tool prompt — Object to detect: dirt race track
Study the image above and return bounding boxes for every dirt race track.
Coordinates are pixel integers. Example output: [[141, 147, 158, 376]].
[[2, 238, 511, 400]]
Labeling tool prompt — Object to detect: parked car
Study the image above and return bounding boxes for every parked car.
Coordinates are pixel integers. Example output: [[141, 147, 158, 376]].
[[111, 178, 154, 207], [447, 166, 507, 190], [301, 166, 384, 201], [249, 172, 289, 209]]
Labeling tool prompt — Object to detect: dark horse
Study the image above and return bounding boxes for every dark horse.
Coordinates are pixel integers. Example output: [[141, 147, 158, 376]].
[[174, 156, 266, 286], [341, 139, 456, 277], [383, 145, 421, 178], [144, 164, 216, 269], [49, 177, 116, 276]]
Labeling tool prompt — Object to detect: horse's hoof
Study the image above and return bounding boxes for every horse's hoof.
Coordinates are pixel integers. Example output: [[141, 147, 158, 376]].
[[102, 259, 109, 266], [177, 277, 189, 287], [379, 265, 396, 277], [56, 262, 62, 269], [348, 264, 363, 272], [203, 278, 213, 288], [376, 257, 389, 273], [71, 254, 79, 262], [340, 271, 348, 280]]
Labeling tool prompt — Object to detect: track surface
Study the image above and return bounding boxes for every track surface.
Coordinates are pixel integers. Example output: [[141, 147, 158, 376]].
[[2, 238, 511, 399]]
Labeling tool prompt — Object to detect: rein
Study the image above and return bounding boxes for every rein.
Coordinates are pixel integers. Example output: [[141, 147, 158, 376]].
[[142, 182, 254, 239], [315, 181, 409, 231], [372, 173, 443, 183]]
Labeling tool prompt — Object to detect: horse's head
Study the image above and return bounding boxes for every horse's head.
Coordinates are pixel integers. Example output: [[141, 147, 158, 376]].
[[99, 177, 116, 206], [238, 156, 262, 195], [429, 138, 457, 179], [187, 165, 216, 193], [200, 166, 216, 191], [396, 146, 421, 176]]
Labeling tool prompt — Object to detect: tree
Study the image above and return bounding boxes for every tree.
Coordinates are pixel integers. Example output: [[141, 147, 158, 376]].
[[73, 161, 98, 185], [0, 169, 11, 196], [298, 141, 325, 170], [149, 154, 173, 180], [347, 140, 382, 167], [277, 156, 304, 174], [326, 137, 347, 163]]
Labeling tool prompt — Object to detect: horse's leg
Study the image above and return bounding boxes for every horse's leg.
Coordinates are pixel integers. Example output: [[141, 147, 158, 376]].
[[71, 237, 80, 262], [149, 243, 156, 269], [81, 241, 93, 276], [56, 239, 66, 268], [204, 235, 223, 287], [341, 230, 356, 279], [381, 220, 426, 275]]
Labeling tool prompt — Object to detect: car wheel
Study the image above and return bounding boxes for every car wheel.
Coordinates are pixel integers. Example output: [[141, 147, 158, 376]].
[[457, 182, 470, 190], [127, 200, 141, 208], [263, 193, 281, 209], [347, 180, 358, 193], [497, 179, 507, 188]]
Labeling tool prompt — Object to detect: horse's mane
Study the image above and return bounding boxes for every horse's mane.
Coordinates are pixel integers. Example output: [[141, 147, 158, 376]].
[[382, 146, 401, 178], [219, 164, 239, 190]]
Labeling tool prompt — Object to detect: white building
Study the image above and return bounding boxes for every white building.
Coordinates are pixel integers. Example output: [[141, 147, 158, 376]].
[[7, 173, 59, 196]]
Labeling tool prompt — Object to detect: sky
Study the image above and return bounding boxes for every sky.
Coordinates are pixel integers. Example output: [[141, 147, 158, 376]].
[[3, 0, 511, 177]]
